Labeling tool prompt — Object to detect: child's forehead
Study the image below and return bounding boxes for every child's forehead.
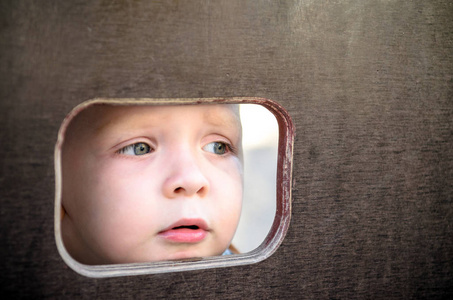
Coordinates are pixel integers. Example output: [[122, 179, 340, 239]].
[[68, 104, 241, 140]]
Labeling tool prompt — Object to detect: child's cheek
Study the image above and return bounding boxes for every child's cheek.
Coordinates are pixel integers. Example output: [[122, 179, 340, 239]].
[[84, 162, 159, 255], [213, 157, 243, 226], [218, 155, 244, 179]]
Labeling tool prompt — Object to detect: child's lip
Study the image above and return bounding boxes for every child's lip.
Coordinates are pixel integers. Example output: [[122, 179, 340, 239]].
[[158, 218, 209, 243]]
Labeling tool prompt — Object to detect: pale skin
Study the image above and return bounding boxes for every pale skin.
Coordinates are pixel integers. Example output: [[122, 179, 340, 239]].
[[61, 104, 243, 265]]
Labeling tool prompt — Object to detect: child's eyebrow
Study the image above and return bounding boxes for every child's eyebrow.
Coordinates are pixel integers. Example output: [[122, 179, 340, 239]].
[[202, 108, 241, 132]]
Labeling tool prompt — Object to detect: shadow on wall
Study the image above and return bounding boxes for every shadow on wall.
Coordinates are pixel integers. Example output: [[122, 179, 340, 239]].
[[232, 104, 278, 253]]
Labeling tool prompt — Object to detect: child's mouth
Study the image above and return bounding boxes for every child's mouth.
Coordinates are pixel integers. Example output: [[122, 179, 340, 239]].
[[173, 225, 200, 230], [159, 219, 208, 243]]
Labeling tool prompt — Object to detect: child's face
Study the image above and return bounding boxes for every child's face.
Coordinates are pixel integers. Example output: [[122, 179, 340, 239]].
[[61, 104, 243, 264]]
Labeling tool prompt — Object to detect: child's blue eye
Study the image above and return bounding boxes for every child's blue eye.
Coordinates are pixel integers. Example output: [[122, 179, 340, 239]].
[[203, 142, 229, 155], [118, 142, 152, 156]]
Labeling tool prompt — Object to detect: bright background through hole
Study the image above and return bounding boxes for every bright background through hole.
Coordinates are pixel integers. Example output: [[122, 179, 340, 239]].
[[232, 104, 279, 253]]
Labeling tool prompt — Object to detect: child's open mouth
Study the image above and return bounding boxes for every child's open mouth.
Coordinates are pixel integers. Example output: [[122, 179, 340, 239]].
[[158, 219, 208, 243], [173, 225, 200, 230]]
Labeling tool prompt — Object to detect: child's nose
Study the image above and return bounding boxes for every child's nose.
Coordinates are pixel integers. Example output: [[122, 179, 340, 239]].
[[162, 153, 209, 199]]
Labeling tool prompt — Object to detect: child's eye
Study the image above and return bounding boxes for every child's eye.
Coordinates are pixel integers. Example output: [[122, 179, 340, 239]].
[[117, 142, 152, 156], [203, 141, 230, 155]]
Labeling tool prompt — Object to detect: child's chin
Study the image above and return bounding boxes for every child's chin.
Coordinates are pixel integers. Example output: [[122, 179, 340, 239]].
[[102, 249, 221, 264], [165, 251, 203, 261], [157, 248, 219, 262]]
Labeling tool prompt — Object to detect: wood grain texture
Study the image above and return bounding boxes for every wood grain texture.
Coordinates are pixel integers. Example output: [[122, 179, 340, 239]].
[[1, 0, 452, 298]]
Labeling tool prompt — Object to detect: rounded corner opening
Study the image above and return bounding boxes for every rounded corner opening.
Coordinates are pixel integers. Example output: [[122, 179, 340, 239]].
[[54, 97, 294, 278]]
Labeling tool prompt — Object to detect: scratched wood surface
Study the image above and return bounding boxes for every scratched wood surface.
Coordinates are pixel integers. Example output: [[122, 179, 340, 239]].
[[1, 0, 452, 298]]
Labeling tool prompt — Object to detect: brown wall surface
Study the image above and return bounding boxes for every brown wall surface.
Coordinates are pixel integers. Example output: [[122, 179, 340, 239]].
[[1, 0, 452, 298]]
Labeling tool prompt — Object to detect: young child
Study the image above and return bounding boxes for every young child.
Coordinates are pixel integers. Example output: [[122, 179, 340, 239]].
[[60, 103, 243, 265]]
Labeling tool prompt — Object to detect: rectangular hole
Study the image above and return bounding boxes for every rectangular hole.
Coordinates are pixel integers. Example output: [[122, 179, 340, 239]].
[[54, 97, 294, 277]]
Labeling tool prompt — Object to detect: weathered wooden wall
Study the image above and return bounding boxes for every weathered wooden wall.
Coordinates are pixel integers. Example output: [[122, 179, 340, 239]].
[[1, 0, 452, 298]]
